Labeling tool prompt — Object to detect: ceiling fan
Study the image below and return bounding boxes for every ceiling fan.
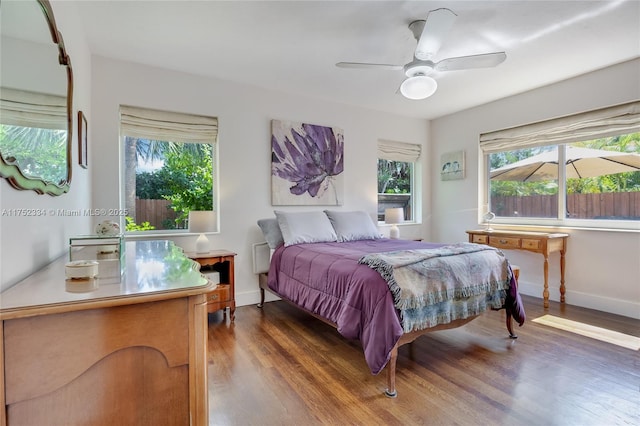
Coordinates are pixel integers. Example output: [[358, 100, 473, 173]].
[[336, 8, 506, 100]]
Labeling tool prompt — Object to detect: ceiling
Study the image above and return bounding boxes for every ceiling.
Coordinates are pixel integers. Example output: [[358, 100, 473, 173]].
[[73, 0, 640, 120]]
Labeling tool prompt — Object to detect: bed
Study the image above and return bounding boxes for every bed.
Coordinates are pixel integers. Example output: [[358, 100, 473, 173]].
[[253, 210, 525, 397]]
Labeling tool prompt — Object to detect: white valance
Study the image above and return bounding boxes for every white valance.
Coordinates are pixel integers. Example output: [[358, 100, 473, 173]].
[[0, 87, 67, 130], [119, 105, 218, 144], [378, 139, 421, 162], [480, 101, 640, 153]]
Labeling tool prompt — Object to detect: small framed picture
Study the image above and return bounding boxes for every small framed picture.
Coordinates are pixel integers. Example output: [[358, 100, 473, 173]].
[[440, 150, 465, 180], [78, 110, 88, 168]]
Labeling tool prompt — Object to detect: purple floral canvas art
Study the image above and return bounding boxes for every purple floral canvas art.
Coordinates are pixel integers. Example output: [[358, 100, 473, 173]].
[[271, 119, 344, 205]]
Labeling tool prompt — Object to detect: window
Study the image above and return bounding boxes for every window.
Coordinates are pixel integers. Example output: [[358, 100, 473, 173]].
[[481, 101, 640, 228], [377, 140, 421, 222], [0, 125, 66, 182], [120, 106, 218, 233], [0, 88, 67, 184]]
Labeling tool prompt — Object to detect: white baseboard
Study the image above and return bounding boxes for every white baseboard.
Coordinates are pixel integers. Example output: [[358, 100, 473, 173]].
[[518, 281, 640, 320], [236, 288, 280, 307]]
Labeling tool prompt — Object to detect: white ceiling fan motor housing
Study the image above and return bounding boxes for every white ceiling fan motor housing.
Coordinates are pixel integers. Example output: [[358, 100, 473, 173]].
[[403, 59, 435, 78]]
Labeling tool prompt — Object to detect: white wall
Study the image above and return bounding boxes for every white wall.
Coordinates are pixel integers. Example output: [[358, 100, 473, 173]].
[[431, 59, 640, 319], [3, 1, 637, 320], [0, 1, 92, 292], [1, 2, 430, 300], [89, 56, 429, 307]]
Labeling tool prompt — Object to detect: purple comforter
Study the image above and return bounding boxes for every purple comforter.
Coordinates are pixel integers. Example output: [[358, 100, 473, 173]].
[[267, 239, 524, 375], [267, 239, 444, 375]]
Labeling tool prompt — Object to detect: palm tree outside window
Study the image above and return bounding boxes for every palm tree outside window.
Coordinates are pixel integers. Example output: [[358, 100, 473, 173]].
[[120, 106, 218, 232]]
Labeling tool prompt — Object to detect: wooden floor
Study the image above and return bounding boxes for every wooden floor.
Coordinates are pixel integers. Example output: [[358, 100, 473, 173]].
[[207, 296, 640, 426]]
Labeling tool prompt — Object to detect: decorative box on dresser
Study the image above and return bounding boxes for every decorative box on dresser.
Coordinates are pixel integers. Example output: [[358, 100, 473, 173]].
[[184, 249, 237, 322], [0, 240, 214, 426]]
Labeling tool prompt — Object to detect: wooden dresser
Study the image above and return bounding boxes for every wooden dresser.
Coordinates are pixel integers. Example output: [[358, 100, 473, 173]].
[[0, 240, 214, 426], [467, 229, 569, 308]]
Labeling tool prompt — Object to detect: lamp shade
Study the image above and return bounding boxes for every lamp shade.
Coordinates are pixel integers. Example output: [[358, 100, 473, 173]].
[[188, 210, 216, 233], [384, 208, 404, 225], [385, 208, 404, 239], [189, 211, 216, 253], [400, 75, 437, 100]]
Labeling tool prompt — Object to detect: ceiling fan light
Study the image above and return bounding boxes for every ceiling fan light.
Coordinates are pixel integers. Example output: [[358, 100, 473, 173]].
[[400, 75, 437, 100]]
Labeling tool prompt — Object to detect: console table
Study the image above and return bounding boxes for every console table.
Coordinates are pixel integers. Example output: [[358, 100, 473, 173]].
[[185, 249, 236, 322], [0, 240, 214, 425], [466, 229, 569, 308]]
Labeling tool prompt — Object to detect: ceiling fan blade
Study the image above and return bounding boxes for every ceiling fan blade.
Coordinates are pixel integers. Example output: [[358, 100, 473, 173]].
[[335, 62, 403, 71], [414, 8, 457, 61], [435, 52, 507, 71]]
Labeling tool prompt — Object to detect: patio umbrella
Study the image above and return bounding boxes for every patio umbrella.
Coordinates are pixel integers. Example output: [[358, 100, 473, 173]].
[[490, 146, 640, 182]]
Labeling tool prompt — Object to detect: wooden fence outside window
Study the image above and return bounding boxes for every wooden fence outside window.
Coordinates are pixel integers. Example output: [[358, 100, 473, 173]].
[[135, 193, 639, 230], [491, 192, 640, 219], [135, 199, 180, 230]]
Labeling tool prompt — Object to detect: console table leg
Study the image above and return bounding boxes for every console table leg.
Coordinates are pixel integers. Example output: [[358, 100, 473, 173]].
[[543, 255, 550, 309], [560, 250, 566, 303]]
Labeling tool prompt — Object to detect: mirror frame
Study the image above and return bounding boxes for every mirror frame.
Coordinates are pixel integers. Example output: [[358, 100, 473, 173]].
[[0, 0, 74, 196]]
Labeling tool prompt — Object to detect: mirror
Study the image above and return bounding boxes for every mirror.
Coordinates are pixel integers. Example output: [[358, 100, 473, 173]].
[[0, 0, 73, 196]]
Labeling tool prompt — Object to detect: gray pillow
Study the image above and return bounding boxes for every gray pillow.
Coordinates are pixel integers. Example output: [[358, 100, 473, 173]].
[[274, 210, 337, 247], [324, 210, 381, 242], [257, 218, 284, 249]]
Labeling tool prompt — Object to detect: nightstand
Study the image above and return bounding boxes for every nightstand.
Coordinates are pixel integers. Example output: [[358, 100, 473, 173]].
[[185, 249, 237, 322]]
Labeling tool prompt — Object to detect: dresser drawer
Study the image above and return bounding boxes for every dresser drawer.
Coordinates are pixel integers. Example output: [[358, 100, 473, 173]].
[[471, 234, 488, 244], [522, 239, 541, 250], [207, 285, 230, 303], [489, 236, 521, 249]]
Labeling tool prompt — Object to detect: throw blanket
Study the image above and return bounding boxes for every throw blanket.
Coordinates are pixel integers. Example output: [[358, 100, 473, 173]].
[[267, 239, 524, 375], [359, 243, 511, 332]]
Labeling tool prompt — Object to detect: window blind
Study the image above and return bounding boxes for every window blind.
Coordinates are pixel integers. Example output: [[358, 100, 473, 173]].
[[479, 101, 640, 153], [378, 139, 421, 162], [119, 105, 218, 143], [0, 87, 67, 130]]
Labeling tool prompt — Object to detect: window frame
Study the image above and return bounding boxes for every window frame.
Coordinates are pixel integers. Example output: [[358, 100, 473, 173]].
[[376, 139, 422, 225], [481, 142, 640, 232], [479, 101, 640, 232], [118, 105, 219, 236]]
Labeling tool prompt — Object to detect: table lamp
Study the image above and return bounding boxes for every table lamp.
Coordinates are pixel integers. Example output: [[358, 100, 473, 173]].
[[385, 208, 404, 239], [188, 210, 216, 253]]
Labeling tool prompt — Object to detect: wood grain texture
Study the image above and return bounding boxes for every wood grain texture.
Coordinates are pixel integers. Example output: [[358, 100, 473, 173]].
[[207, 295, 640, 425], [466, 229, 568, 307], [6, 347, 189, 425], [0, 325, 4, 426], [189, 293, 210, 425], [4, 298, 188, 404], [2, 295, 209, 426], [0, 293, 208, 425], [186, 251, 236, 321], [0, 240, 211, 425]]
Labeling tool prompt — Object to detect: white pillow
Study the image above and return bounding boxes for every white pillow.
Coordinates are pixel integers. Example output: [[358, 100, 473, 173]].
[[324, 210, 381, 242], [274, 210, 337, 246]]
